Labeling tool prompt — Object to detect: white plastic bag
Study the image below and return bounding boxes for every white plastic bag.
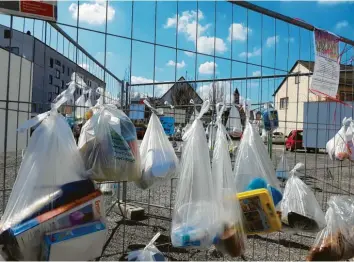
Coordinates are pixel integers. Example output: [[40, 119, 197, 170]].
[[171, 100, 219, 249], [85, 89, 93, 108], [136, 100, 179, 190], [78, 104, 141, 182], [276, 151, 290, 180], [0, 92, 86, 233], [307, 196, 354, 261], [207, 121, 217, 150], [326, 117, 354, 161], [75, 93, 87, 119], [128, 233, 166, 261], [212, 103, 246, 257], [281, 163, 326, 233], [226, 104, 242, 137]]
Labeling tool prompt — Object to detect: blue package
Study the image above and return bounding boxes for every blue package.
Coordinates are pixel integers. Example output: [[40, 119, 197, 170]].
[[262, 110, 279, 131]]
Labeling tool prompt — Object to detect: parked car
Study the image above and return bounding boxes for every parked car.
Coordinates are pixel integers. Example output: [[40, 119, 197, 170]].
[[135, 126, 146, 139], [272, 132, 285, 144], [285, 130, 319, 152]]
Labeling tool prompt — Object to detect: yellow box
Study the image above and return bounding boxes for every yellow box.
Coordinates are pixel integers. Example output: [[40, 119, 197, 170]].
[[237, 189, 281, 235]]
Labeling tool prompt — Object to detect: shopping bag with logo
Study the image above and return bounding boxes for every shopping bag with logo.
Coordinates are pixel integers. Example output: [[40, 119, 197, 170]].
[[307, 196, 354, 261], [281, 163, 325, 233], [211, 103, 246, 257], [78, 104, 141, 182], [128, 232, 166, 261], [136, 100, 179, 190], [171, 100, 220, 249]]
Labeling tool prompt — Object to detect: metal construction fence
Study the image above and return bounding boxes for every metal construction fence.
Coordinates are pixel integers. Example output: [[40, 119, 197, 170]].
[[0, 0, 354, 261]]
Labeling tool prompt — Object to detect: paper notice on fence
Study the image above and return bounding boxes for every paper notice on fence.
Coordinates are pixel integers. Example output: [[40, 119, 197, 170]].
[[311, 29, 340, 98]]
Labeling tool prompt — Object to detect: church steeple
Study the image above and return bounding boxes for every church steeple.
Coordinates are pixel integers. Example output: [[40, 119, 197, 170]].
[[233, 88, 240, 104]]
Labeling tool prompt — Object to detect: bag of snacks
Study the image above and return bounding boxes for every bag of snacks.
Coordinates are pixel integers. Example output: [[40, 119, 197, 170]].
[[281, 163, 326, 233], [78, 104, 141, 182], [307, 196, 354, 261]]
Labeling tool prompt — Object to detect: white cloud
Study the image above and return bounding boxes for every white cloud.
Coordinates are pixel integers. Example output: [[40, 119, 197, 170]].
[[69, 0, 115, 25], [167, 60, 186, 69], [239, 47, 261, 58], [199, 61, 217, 75], [252, 71, 261, 77], [130, 77, 173, 98], [336, 20, 349, 30], [131, 76, 154, 85], [79, 63, 89, 70], [197, 36, 227, 54], [228, 23, 251, 41], [184, 51, 195, 57], [284, 37, 295, 43], [266, 35, 279, 47]]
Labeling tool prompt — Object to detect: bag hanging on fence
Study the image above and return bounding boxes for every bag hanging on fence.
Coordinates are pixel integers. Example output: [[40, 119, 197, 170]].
[[226, 104, 242, 138], [85, 89, 93, 108], [280, 163, 326, 233], [0, 91, 88, 234], [136, 100, 179, 190], [75, 92, 88, 120], [171, 100, 220, 249], [207, 121, 217, 151], [212, 103, 246, 257], [128, 232, 166, 261], [276, 151, 290, 180], [326, 117, 354, 161], [78, 104, 141, 182], [307, 196, 354, 261]]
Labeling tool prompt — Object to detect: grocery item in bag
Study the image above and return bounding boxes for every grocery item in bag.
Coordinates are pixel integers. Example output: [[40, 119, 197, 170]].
[[128, 232, 166, 261], [172, 100, 220, 249], [307, 196, 354, 261], [281, 163, 326, 233], [212, 103, 246, 257], [136, 100, 179, 190], [78, 104, 141, 182]]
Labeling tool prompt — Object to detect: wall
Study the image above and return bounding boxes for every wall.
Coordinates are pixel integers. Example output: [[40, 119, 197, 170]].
[[0, 48, 33, 153]]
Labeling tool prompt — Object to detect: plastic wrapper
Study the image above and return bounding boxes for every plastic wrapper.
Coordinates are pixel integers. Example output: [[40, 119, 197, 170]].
[[281, 163, 326, 233], [128, 233, 166, 261], [234, 120, 282, 207], [78, 104, 141, 182], [206, 122, 217, 150], [326, 117, 354, 161], [307, 196, 354, 261], [136, 100, 179, 190], [276, 151, 290, 180], [171, 100, 220, 249], [0, 92, 86, 233], [212, 104, 246, 257], [226, 104, 242, 137], [261, 104, 279, 132]]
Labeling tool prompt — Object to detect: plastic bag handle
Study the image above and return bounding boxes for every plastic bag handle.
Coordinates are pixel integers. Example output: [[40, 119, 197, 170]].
[[216, 102, 225, 122], [164, 101, 174, 109], [197, 100, 210, 119], [143, 99, 162, 115], [289, 162, 304, 176], [144, 232, 161, 250]]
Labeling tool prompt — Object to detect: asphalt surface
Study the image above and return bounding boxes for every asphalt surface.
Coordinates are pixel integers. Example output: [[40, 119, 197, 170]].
[[1, 141, 354, 261]]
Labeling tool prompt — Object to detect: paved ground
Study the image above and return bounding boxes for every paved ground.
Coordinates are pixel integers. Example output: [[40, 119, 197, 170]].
[[1, 140, 354, 261]]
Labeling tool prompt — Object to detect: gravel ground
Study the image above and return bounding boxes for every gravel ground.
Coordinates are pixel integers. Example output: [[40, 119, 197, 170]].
[[1, 141, 354, 261]]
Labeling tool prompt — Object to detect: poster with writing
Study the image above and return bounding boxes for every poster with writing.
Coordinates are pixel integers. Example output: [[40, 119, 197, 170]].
[[311, 29, 340, 98]]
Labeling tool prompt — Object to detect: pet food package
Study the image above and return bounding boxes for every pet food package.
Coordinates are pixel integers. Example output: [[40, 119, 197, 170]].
[[212, 104, 246, 257], [307, 196, 354, 261], [78, 104, 141, 182], [276, 151, 290, 180], [128, 232, 166, 261], [281, 163, 326, 233], [326, 117, 354, 161], [0, 91, 86, 234], [171, 100, 220, 249], [136, 100, 179, 190]]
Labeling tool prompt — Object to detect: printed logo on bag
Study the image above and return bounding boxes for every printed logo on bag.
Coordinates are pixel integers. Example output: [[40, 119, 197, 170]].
[[110, 127, 135, 162]]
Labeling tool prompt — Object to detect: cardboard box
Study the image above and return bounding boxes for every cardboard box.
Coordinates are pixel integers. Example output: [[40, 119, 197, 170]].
[[41, 220, 107, 261], [6, 190, 104, 261]]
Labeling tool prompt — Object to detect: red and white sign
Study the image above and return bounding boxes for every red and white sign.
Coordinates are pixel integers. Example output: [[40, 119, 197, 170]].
[[0, 1, 57, 22]]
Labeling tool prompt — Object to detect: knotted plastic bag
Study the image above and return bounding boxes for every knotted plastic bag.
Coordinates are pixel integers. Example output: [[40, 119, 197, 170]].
[[281, 163, 326, 233], [78, 104, 141, 182], [326, 117, 354, 161], [212, 103, 246, 257], [171, 100, 220, 249], [128, 233, 166, 261], [307, 196, 354, 261], [0, 92, 86, 233], [276, 151, 290, 180], [226, 104, 242, 138], [136, 100, 179, 190]]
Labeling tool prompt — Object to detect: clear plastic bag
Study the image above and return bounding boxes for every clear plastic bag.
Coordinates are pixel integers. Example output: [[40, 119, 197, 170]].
[[136, 100, 179, 190], [78, 104, 141, 182], [128, 233, 166, 261], [85, 89, 93, 108], [207, 122, 217, 150], [234, 120, 282, 207], [171, 100, 219, 249], [276, 151, 290, 180], [226, 104, 242, 138], [212, 103, 246, 257], [75, 93, 87, 120], [307, 196, 354, 261], [281, 163, 326, 233], [0, 92, 86, 233], [326, 117, 354, 161]]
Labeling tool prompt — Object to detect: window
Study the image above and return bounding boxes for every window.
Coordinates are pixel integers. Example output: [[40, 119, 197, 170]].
[[49, 75, 53, 84], [32, 103, 37, 113], [67, 67, 70, 76], [55, 60, 61, 66], [296, 131, 303, 140], [88, 80, 92, 87], [340, 91, 354, 101], [295, 74, 300, 84], [50, 58, 53, 68], [280, 97, 289, 109], [4, 29, 12, 39], [80, 89, 82, 95], [62, 65, 65, 73], [61, 80, 65, 89], [48, 92, 52, 102], [5, 46, 20, 55], [55, 85, 60, 95], [56, 69, 60, 79]]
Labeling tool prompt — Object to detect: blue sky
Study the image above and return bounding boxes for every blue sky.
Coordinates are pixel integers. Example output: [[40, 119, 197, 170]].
[[0, 0, 353, 104]]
